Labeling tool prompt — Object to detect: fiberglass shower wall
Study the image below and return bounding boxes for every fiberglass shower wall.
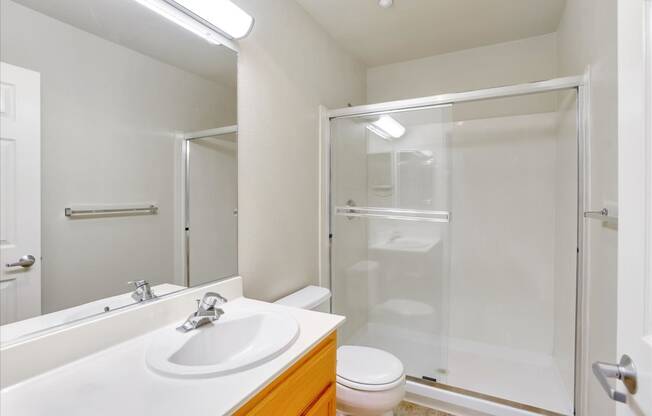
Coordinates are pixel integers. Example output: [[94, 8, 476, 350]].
[[330, 89, 578, 415]]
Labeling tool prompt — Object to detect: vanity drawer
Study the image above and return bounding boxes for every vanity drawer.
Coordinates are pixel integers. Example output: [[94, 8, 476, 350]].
[[235, 331, 337, 416]]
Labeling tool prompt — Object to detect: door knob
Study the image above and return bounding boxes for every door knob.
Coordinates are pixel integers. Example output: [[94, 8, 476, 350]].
[[5, 255, 36, 268], [592, 354, 638, 403]]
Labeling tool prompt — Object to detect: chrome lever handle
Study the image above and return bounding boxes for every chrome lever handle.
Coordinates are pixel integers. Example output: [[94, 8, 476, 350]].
[[200, 292, 228, 309], [127, 280, 148, 289], [5, 255, 36, 268], [592, 355, 637, 403], [584, 208, 618, 224], [127, 280, 156, 302]]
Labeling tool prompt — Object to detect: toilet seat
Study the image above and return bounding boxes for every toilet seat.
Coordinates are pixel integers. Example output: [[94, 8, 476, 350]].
[[336, 346, 404, 392]]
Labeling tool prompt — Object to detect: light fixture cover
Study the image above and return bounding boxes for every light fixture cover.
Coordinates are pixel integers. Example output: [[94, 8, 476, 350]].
[[367, 115, 406, 139], [169, 0, 254, 39], [132, 0, 224, 44]]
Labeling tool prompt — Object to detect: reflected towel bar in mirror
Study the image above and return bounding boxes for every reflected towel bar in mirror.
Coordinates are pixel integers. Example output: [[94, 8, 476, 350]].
[[64, 205, 159, 217]]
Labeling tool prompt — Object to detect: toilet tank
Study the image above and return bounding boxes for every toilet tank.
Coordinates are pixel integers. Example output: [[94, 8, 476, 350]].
[[274, 286, 331, 313]]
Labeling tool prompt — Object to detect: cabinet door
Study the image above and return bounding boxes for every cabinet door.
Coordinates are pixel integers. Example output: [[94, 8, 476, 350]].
[[303, 384, 336, 416], [235, 332, 336, 416]]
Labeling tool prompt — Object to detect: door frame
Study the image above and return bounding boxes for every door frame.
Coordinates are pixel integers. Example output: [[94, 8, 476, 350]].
[[318, 75, 591, 415], [615, 0, 652, 412]]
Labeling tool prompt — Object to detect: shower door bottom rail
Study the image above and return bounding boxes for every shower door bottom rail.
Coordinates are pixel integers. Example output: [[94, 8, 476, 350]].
[[407, 376, 568, 416], [335, 206, 450, 223]]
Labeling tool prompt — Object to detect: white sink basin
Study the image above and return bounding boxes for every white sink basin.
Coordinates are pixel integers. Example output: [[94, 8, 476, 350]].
[[146, 310, 299, 378]]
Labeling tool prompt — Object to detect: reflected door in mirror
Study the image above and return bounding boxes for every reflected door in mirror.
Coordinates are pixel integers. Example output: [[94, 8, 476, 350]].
[[0, 62, 41, 325]]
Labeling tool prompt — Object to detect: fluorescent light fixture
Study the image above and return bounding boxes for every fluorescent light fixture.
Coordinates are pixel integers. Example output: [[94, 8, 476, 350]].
[[131, 0, 254, 44], [170, 0, 254, 39], [366, 124, 390, 140], [132, 0, 223, 44], [366, 115, 406, 140]]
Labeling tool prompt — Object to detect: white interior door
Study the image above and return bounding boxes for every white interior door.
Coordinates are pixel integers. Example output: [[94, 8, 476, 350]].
[[0, 62, 41, 325], [608, 1, 652, 414]]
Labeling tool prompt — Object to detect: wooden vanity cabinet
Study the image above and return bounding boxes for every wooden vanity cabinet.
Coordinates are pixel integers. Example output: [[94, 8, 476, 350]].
[[234, 332, 337, 416]]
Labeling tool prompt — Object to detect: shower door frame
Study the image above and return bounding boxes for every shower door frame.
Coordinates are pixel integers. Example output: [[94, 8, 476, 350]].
[[319, 75, 589, 415]]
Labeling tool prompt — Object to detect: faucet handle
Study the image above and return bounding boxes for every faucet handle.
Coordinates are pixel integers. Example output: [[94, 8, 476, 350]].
[[201, 292, 227, 309], [128, 280, 148, 289], [128, 280, 156, 302]]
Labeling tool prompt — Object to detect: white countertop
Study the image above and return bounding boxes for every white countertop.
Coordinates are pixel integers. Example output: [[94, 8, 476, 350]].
[[1, 283, 186, 344], [0, 297, 345, 416]]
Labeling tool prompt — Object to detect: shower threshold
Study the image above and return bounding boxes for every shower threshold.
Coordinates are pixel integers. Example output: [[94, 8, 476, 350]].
[[407, 376, 567, 416]]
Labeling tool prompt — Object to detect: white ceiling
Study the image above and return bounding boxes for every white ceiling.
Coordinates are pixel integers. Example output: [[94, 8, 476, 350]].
[[295, 0, 566, 67], [12, 0, 237, 88]]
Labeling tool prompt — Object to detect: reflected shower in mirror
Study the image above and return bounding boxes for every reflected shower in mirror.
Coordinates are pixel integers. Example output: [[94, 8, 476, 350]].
[[184, 127, 238, 287], [0, 0, 238, 343]]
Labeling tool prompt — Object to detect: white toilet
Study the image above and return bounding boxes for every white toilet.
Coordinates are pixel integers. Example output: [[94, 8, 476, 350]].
[[276, 286, 406, 416]]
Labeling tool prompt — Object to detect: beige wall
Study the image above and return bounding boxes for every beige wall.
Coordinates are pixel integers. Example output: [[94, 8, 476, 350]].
[[556, 0, 619, 414], [0, 0, 236, 313], [367, 33, 557, 103], [367, 33, 560, 128], [234, 0, 366, 301]]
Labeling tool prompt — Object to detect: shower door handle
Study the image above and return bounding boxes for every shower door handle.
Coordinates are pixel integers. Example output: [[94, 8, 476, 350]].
[[592, 355, 637, 403], [584, 208, 618, 224]]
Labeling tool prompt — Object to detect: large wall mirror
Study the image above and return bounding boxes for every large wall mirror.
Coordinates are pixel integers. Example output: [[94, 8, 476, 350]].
[[0, 0, 238, 343]]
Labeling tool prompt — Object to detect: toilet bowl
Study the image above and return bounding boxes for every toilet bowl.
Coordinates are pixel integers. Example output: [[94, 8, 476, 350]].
[[336, 345, 405, 416], [275, 286, 406, 416]]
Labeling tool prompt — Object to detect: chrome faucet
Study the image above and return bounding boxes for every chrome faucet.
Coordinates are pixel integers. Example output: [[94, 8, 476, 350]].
[[177, 292, 227, 333], [128, 280, 157, 302]]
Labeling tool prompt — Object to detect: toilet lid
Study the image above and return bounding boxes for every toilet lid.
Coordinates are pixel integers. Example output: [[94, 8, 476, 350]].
[[336, 346, 404, 391]]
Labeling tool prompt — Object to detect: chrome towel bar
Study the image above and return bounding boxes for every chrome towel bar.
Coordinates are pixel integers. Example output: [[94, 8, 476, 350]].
[[335, 206, 450, 223], [64, 205, 158, 217]]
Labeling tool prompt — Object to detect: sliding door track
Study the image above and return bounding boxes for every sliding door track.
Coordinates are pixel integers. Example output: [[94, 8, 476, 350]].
[[407, 375, 568, 416]]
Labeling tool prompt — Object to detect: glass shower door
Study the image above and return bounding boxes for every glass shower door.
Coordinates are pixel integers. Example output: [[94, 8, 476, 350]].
[[330, 87, 579, 415], [330, 105, 452, 382], [441, 91, 578, 415]]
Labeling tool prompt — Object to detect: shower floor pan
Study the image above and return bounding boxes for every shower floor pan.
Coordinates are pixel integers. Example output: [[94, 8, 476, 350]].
[[346, 322, 572, 415]]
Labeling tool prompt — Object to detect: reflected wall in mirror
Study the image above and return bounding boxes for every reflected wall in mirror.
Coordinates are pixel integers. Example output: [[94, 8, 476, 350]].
[[0, 0, 238, 343]]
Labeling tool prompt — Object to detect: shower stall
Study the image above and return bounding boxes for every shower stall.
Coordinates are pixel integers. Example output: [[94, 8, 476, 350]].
[[325, 77, 585, 415]]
